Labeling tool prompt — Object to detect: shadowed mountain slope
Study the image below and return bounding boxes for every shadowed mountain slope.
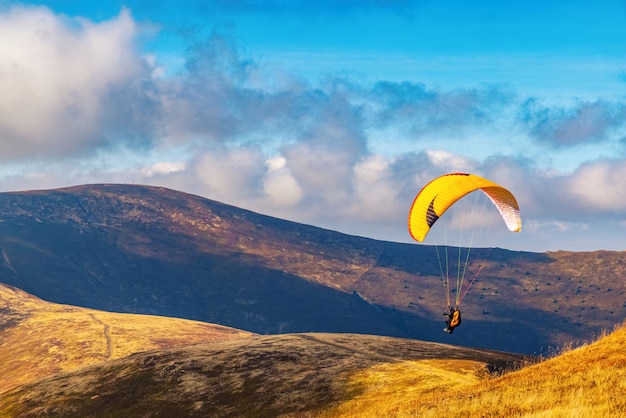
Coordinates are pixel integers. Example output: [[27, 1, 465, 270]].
[[0, 283, 255, 394], [0, 184, 624, 354], [0, 332, 530, 417]]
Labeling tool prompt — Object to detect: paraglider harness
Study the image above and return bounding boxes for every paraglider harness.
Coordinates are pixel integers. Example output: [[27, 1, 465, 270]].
[[443, 306, 461, 334]]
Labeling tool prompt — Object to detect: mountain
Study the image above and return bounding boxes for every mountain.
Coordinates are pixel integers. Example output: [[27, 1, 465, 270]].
[[0, 283, 254, 394], [0, 183, 624, 354]]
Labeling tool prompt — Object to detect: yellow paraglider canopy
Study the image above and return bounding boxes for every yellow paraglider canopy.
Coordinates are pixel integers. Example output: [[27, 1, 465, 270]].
[[408, 172, 521, 242]]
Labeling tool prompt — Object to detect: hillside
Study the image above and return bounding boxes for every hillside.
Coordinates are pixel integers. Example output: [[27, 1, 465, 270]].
[[0, 184, 624, 353], [0, 283, 255, 394], [1, 282, 623, 417], [0, 332, 529, 417], [368, 320, 626, 417]]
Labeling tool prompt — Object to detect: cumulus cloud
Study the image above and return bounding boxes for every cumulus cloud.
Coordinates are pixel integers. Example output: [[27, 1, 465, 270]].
[[141, 161, 186, 177], [566, 159, 626, 211], [425, 150, 477, 172], [346, 154, 401, 220], [0, 6, 160, 160], [262, 156, 303, 207], [192, 145, 266, 204]]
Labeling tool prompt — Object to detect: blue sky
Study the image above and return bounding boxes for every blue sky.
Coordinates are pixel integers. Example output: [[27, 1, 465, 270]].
[[1, 0, 626, 252]]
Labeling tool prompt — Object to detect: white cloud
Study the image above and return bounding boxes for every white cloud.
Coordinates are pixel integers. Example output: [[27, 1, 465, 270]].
[[567, 160, 626, 211], [425, 150, 477, 172], [0, 6, 158, 160], [141, 161, 186, 176], [347, 154, 401, 220], [193, 146, 266, 204], [262, 156, 303, 207]]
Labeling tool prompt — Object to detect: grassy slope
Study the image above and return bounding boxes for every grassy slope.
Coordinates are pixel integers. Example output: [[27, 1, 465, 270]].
[[324, 358, 489, 417], [0, 333, 528, 417], [5, 295, 623, 417], [324, 321, 626, 417], [0, 283, 255, 394]]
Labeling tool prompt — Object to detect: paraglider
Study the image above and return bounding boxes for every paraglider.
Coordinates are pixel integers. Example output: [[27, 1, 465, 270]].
[[443, 306, 461, 334], [408, 172, 521, 334]]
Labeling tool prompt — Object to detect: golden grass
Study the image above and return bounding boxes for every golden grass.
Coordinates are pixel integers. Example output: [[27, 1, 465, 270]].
[[325, 359, 487, 417], [3, 280, 625, 417], [322, 323, 626, 417], [0, 284, 255, 394]]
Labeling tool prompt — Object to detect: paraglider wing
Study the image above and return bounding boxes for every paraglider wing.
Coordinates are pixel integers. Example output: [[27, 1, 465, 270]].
[[408, 172, 521, 242]]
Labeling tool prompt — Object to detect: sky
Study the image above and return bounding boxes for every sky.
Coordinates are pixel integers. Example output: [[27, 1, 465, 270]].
[[1, 0, 626, 252]]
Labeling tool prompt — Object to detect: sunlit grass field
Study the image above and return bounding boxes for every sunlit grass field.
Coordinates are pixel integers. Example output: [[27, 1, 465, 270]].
[[0, 284, 254, 394], [323, 322, 626, 417]]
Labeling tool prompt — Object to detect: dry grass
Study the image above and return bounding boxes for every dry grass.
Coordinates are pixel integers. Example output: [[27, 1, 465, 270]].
[[4, 281, 625, 417], [0, 284, 255, 394], [320, 323, 626, 417], [324, 359, 487, 417], [0, 332, 527, 417]]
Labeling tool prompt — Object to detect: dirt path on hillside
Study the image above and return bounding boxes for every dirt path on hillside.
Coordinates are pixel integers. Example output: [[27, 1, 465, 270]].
[[87, 313, 112, 359]]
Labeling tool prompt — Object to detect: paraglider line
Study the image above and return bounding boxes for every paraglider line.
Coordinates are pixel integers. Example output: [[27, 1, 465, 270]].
[[457, 247, 494, 306], [454, 194, 479, 307], [434, 244, 451, 309]]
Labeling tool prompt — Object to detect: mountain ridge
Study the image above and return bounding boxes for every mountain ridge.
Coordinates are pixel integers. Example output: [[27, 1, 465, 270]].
[[0, 183, 624, 354]]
